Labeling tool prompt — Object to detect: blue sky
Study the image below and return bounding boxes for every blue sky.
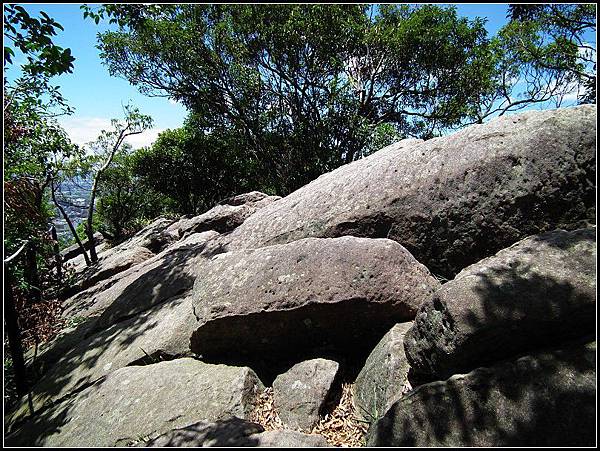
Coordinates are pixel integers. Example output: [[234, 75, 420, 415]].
[[5, 4, 593, 148]]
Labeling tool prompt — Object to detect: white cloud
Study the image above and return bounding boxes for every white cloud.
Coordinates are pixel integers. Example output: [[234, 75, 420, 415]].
[[58, 116, 112, 147], [58, 116, 165, 150]]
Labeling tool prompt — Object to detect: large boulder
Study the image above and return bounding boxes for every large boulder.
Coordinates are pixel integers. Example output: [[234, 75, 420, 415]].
[[366, 339, 596, 447], [6, 358, 264, 447], [227, 105, 596, 277], [353, 322, 413, 422], [22, 230, 221, 385], [273, 359, 340, 431], [189, 236, 439, 364], [166, 192, 280, 238], [405, 227, 596, 380], [61, 231, 220, 332], [8, 232, 223, 426], [143, 418, 329, 447]]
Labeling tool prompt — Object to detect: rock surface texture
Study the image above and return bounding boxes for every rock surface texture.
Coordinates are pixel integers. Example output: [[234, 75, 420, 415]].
[[405, 227, 596, 380], [367, 339, 596, 447], [273, 359, 340, 431], [7, 295, 198, 424], [227, 105, 596, 277], [190, 236, 439, 362], [353, 322, 413, 421], [6, 359, 264, 447], [5, 106, 597, 448]]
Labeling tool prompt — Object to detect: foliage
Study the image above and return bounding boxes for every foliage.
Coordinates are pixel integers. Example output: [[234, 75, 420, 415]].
[[96, 151, 172, 241], [87, 3, 595, 201], [475, 3, 596, 118], [88, 4, 498, 195], [131, 119, 266, 215], [3, 6, 79, 355]]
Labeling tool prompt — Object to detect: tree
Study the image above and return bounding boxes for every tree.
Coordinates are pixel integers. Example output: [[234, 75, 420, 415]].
[[474, 4, 596, 120], [96, 150, 172, 241], [85, 3, 595, 201], [4, 4, 78, 296], [87, 4, 498, 195], [131, 119, 265, 215], [83, 105, 153, 261], [3, 5, 78, 384]]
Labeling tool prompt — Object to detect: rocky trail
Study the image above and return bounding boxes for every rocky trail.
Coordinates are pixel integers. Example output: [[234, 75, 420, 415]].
[[4, 105, 596, 447]]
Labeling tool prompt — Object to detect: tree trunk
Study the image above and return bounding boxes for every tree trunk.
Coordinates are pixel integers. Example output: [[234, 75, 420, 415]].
[[86, 176, 100, 263], [50, 225, 62, 285], [51, 181, 91, 266]]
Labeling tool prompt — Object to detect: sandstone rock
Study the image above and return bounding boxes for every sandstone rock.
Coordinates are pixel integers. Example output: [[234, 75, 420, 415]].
[[118, 216, 178, 252], [353, 322, 413, 421], [8, 231, 225, 427], [190, 236, 439, 364], [218, 190, 280, 206], [93, 231, 221, 330], [67, 217, 177, 295], [142, 418, 264, 447], [227, 106, 596, 277], [254, 430, 329, 447], [73, 245, 155, 293], [143, 418, 328, 447], [273, 359, 340, 431], [6, 295, 199, 427], [367, 339, 596, 447], [6, 359, 264, 447], [167, 193, 280, 238], [405, 227, 596, 380], [62, 231, 220, 331]]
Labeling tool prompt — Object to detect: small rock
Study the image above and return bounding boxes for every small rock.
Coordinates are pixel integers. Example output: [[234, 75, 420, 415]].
[[273, 359, 340, 431]]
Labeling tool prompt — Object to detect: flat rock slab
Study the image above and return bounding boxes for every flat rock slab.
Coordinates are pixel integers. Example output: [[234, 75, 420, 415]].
[[353, 322, 413, 422], [227, 105, 596, 277], [190, 236, 439, 363], [143, 417, 328, 447], [273, 359, 340, 431], [7, 295, 198, 427], [367, 339, 596, 447], [6, 358, 264, 447], [405, 227, 596, 380]]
